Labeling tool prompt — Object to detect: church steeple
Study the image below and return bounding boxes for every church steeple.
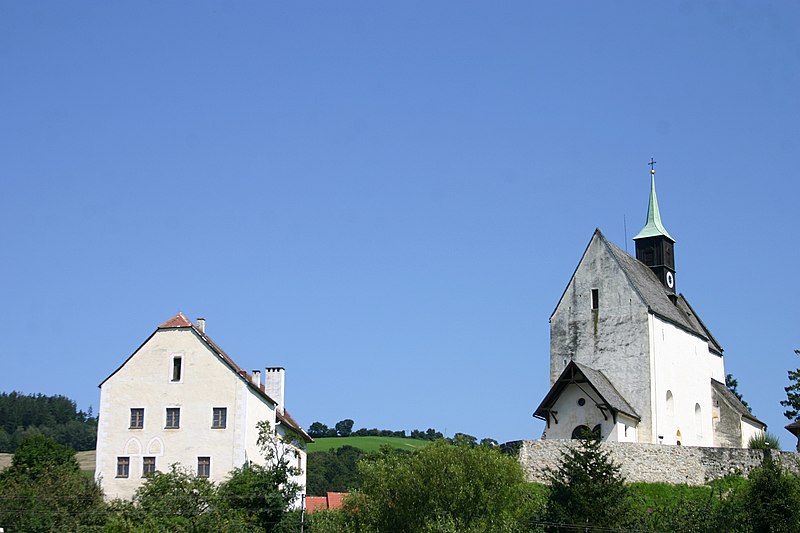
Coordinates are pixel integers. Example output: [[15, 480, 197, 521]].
[[633, 159, 676, 293]]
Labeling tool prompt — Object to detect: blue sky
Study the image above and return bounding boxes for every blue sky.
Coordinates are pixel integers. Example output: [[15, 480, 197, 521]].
[[1, 2, 799, 448]]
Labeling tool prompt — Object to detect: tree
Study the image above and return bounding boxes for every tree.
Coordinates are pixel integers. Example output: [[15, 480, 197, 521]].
[[306, 445, 366, 496], [347, 441, 538, 532], [745, 455, 800, 532], [0, 435, 105, 532], [107, 464, 253, 532], [216, 420, 302, 532], [781, 350, 800, 420], [335, 418, 354, 437], [545, 433, 630, 531], [451, 432, 477, 447], [308, 421, 329, 438], [726, 373, 751, 411]]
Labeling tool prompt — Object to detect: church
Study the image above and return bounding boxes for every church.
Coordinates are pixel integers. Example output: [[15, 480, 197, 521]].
[[534, 165, 765, 448]]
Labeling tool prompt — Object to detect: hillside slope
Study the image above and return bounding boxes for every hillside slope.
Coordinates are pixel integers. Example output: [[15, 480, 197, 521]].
[[308, 436, 432, 453]]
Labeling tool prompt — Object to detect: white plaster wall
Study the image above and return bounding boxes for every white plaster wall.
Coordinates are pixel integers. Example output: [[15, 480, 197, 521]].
[[96, 328, 275, 500], [741, 419, 765, 448], [608, 414, 639, 443], [541, 383, 611, 441], [650, 316, 722, 447]]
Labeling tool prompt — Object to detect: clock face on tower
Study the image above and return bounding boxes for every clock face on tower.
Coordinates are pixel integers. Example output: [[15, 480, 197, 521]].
[[666, 271, 674, 289]]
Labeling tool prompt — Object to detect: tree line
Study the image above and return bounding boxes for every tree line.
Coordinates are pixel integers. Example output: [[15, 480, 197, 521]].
[[0, 391, 97, 452], [307, 418, 500, 446]]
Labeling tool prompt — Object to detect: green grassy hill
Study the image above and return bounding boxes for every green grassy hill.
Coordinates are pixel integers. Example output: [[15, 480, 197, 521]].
[[307, 436, 432, 453]]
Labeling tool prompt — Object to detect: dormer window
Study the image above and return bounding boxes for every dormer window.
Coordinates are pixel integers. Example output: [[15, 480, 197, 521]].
[[591, 289, 599, 310], [171, 356, 182, 382]]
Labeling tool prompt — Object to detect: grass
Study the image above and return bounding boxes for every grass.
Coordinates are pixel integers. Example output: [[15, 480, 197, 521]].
[[307, 436, 433, 453]]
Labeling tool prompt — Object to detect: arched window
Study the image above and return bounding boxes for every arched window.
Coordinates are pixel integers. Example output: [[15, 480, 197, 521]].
[[571, 425, 591, 439], [666, 390, 674, 418], [695, 403, 702, 438]]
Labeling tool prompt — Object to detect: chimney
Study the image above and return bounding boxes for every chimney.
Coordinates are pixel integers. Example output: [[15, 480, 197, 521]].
[[264, 367, 285, 413], [251, 370, 261, 387], [196, 317, 206, 334]]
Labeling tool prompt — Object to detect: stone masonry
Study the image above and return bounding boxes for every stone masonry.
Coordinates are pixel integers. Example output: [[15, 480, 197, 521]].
[[518, 440, 800, 485]]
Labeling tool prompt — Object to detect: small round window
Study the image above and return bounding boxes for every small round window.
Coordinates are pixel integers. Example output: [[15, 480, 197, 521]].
[[577, 398, 586, 406]]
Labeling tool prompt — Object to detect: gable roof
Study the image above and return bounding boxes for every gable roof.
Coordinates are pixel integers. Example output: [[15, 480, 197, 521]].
[[552, 229, 722, 355], [534, 361, 640, 422], [100, 312, 312, 443], [710, 378, 765, 427]]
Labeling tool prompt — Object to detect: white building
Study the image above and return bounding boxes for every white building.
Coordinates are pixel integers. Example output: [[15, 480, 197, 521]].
[[95, 313, 312, 501], [534, 167, 765, 447]]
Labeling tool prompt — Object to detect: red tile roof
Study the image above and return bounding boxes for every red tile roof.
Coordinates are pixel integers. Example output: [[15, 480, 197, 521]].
[[158, 312, 193, 328], [306, 492, 349, 513], [305, 496, 329, 513]]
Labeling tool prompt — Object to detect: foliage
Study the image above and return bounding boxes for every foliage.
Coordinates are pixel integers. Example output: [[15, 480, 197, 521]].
[[133, 464, 217, 520], [0, 434, 105, 532], [782, 350, 800, 420], [347, 441, 539, 532], [216, 420, 302, 532], [451, 432, 477, 447], [0, 391, 97, 452], [335, 418, 355, 437], [307, 445, 366, 496], [748, 431, 782, 450], [727, 373, 751, 412], [627, 477, 749, 532], [545, 434, 629, 531], [744, 455, 800, 532]]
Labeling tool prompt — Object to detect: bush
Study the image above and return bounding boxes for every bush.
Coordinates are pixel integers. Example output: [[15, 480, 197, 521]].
[[349, 442, 538, 532], [748, 432, 782, 450]]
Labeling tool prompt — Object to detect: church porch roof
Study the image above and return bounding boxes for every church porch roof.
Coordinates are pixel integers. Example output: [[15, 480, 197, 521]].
[[534, 361, 640, 424]]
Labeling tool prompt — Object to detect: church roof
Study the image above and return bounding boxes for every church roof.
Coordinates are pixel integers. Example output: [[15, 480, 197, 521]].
[[601, 231, 724, 355], [633, 172, 674, 241], [710, 378, 765, 427], [534, 361, 640, 422]]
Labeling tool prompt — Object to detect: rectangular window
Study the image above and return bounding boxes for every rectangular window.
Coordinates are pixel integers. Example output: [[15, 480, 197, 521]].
[[166, 407, 180, 429], [197, 457, 210, 478], [172, 356, 182, 382], [130, 408, 144, 429], [142, 457, 156, 477], [212, 407, 227, 429], [591, 288, 599, 310], [116, 457, 130, 478]]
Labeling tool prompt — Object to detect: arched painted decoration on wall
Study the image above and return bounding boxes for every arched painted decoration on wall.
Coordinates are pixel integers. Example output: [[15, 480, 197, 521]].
[[147, 437, 164, 456], [666, 390, 674, 418], [124, 438, 141, 456]]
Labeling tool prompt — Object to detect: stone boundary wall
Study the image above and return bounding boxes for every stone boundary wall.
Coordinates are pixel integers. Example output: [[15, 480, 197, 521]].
[[518, 440, 800, 485]]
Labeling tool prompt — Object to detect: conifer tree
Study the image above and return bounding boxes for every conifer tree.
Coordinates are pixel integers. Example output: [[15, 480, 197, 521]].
[[781, 349, 800, 420], [545, 433, 629, 531]]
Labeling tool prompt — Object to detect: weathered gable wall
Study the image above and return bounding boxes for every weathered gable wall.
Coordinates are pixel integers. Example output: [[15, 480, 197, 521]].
[[96, 328, 275, 500], [550, 234, 654, 441], [519, 439, 800, 485]]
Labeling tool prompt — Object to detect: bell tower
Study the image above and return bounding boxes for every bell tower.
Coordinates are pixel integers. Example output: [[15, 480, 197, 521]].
[[633, 159, 676, 294]]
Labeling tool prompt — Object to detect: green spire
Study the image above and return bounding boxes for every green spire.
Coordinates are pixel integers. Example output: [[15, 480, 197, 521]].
[[633, 168, 674, 241]]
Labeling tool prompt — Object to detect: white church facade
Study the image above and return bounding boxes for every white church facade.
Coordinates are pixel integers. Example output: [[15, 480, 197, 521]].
[[534, 167, 764, 448], [95, 313, 312, 501]]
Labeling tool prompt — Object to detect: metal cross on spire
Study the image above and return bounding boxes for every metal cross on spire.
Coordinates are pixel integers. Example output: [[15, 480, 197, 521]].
[[648, 157, 657, 175]]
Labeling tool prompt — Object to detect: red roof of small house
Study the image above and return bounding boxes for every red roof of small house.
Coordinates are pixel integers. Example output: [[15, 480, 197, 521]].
[[326, 492, 347, 509], [305, 496, 329, 513], [306, 492, 349, 513]]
